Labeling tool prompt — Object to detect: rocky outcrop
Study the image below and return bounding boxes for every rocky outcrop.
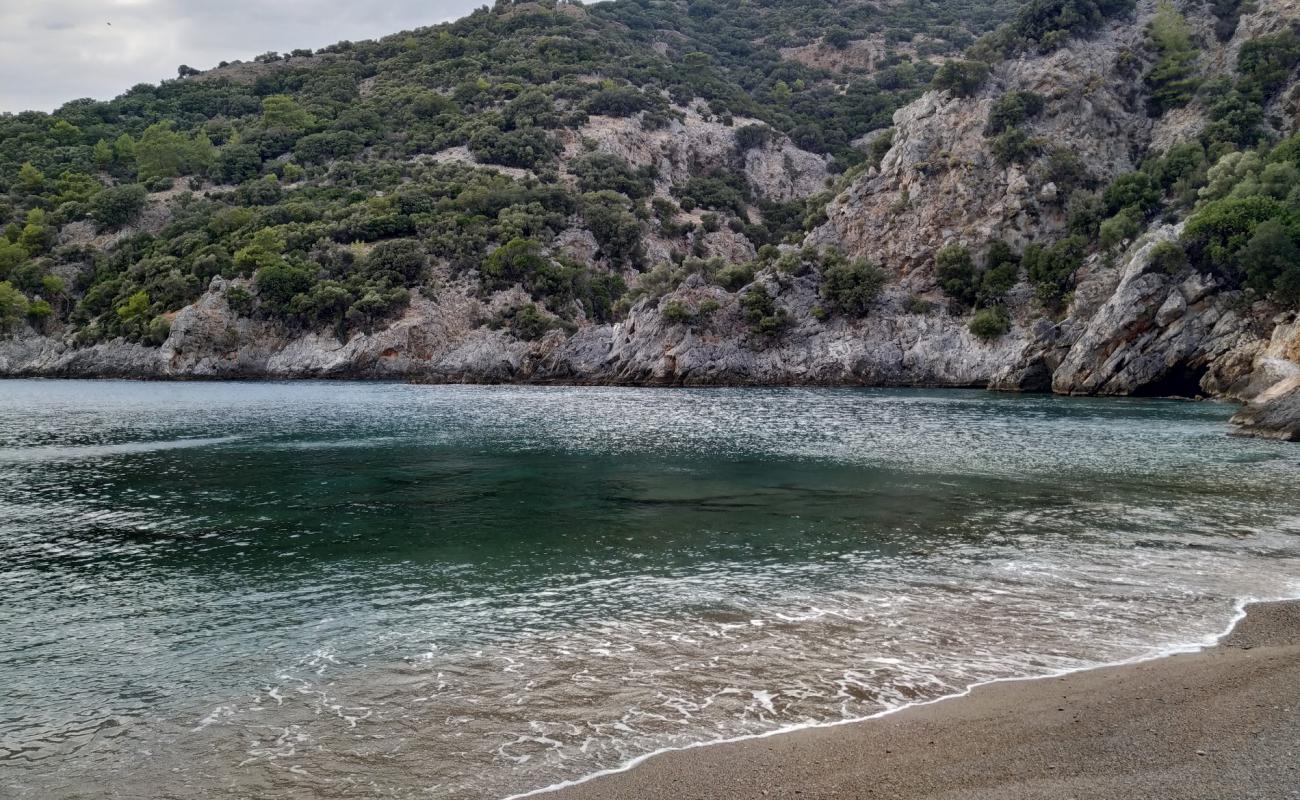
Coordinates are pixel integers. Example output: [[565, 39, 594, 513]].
[[808, 7, 1160, 277], [570, 104, 830, 203], [0, 272, 1025, 386], [1231, 375, 1300, 441], [1049, 226, 1262, 397]]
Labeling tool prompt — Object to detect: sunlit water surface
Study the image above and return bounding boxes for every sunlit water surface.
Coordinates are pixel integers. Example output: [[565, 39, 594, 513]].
[[1, 380, 1298, 799]]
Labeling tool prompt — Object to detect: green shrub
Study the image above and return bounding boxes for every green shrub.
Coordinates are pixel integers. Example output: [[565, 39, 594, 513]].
[[935, 245, 978, 305], [365, 239, 425, 284], [1236, 219, 1300, 306], [1144, 1, 1201, 116], [0, 280, 29, 330], [1024, 235, 1087, 307], [1103, 172, 1161, 216], [584, 85, 648, 117], [1099, 206, 1143, 249], [1236, 31, 1300, 101], [979, 242, 1020, 304], [932, 60, 991, 97], [147, 314, 172, 344], [502, 303, 555, 340], [255, 262, 315, 310], [905, 294, 934, 314], [986, 91, 1045, 135], [1066, 190, 1107, 236], [741, 284, 787, 335], [571, 151, 654, 198], [715, 261, 756, 291], [1149, 240, 1187, 273], [483, 238, 547, 289], [1182, 195, 1295, 280], [671, 173, 750, 216], [969, 306, 1011, 340], [734, 124, 771, 152], [468, 127, 556, 169], [661, 298, 694, 324], [991, 128, 1040, 165], [821, 257, 887, 316], [91, 184, 148, 229], [581, 191, 644, 267]]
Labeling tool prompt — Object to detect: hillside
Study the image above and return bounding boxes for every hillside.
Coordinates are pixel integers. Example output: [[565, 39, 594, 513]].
[[1, 0, 1299, 435]]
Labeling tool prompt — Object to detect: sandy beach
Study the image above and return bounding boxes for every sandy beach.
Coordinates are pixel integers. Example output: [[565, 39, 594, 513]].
[[547, 600, 1300, 800]]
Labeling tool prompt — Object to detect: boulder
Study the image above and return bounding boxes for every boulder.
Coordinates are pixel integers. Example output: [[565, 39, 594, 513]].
[[1231, 375, 1300, 442]]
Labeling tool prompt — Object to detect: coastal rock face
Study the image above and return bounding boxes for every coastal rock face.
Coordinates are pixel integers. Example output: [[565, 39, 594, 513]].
[[543, 275, 1026, 386], [0, 273, 1024, 386], [807, 9, 1159, 277], [1231, 375, 1300, 441], [1049, 227, 1262, 398], [569, 105, 830, 203]]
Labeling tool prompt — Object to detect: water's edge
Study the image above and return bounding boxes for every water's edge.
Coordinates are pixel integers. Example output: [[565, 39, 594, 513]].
[[503, 593, 1297, 800]]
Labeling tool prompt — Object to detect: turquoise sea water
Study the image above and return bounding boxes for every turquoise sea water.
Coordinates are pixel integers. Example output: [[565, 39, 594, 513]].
[[1, 380, 1299, 799]]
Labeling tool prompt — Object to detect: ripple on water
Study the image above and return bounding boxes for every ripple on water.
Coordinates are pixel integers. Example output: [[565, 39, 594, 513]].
[[0, 381, 1298, 799]]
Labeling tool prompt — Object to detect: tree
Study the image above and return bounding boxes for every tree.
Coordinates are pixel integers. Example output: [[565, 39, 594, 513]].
[[365, 239, 426, 283], [91, 184, 148, 229], [50, 119, 82, 145], [116, 290, 151, 323], [0, 240, 25, 277], [0, 281, 28, 330], [483, 238, 547, 288], [581, 191, 644, 266], [734, 124, 771, 153], [294, 131, 365, 164], [93, 139, 114, 170], [1103, 172, 1160, 216], [255, 262, 315, 309], [1236, 31, 1300, 101], [821, 256, 887, 316], [18, 210, 52, 256], [18, 163, 44, 194], [1238, 219, 1300, 306], [1182, 195, 1291, 277], [217, 143, 263, 184], [1099, 206, 1143, 249], [969, 306, 1010, 340], [986, 91, 1046, 135], [113, 134, 137, 171], [1024, 235, 1087, 307], [584, 85, 647, 117], [825, 26, 854, 50], [935, 245, 978, 305], [932, 60, 990, 97], [979, 241, 1020, 305], [234, 228, 288, 274], [468, 126, 555, 169], [1144, 1, 1201, 116], [135, 121, 216, 180], [741, 284, 787, 334]]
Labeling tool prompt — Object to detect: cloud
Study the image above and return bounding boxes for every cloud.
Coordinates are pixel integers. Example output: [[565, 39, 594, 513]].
[[0, 0, 483, 113]]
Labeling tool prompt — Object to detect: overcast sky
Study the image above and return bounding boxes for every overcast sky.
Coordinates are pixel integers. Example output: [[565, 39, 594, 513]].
[[0, 1, 485, 114]]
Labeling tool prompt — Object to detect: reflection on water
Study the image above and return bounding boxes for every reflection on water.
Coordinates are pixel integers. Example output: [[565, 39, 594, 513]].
[[1, 380, 1298, 799]]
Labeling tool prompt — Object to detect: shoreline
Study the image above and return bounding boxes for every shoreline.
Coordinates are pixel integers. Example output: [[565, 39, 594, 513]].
[[518, 598, 1300, 800]]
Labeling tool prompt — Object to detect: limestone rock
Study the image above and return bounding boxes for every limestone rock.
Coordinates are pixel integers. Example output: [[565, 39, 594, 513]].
[[1231, 375, 1300, 442]]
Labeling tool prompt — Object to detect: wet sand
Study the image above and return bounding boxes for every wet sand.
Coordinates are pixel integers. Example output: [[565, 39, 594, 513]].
[[546, 600, 1300, 800]]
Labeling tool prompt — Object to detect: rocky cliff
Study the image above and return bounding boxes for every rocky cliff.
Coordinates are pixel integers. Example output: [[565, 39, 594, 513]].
[[3, 0, 1300, 439]]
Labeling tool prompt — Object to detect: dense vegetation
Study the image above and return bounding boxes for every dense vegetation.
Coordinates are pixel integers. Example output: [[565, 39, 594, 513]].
[[0, 0, 1033, 340], [0, 0, 1296, 352]]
